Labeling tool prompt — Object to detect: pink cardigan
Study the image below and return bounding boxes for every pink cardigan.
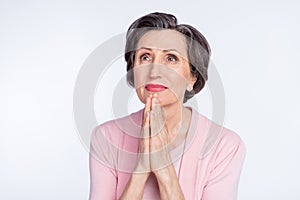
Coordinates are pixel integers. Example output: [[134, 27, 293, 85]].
[[89, 107, 246, 200]]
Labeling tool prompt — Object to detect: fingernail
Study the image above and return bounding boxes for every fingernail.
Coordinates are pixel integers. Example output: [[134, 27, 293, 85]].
[[152, 97, 156, 104]]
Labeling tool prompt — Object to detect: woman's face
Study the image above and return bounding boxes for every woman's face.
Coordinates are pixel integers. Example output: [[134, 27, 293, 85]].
[[133, 29, 196, 106]]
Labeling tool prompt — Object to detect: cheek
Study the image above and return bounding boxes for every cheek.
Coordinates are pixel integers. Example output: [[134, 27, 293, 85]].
[[133, 66, 149, 88], [164, 72, 189, 101], [168, 70, 189, 88], [135, 87, 146, 104]]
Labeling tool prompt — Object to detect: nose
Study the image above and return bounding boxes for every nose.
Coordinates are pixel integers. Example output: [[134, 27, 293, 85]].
[[149, 57, 162, 78], [149, 64, 161, 78]]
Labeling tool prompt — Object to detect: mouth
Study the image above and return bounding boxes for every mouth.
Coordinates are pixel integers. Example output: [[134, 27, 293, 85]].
[[145, 84, 168, 92]]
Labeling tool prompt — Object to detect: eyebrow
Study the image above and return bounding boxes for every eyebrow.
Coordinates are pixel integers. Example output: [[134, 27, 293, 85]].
[[137, 47, 181, 54]]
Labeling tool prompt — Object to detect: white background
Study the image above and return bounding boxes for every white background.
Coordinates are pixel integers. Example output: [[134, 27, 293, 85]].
[[1, 0, 300, 199]]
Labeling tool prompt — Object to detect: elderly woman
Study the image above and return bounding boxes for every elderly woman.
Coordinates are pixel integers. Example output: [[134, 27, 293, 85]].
[[89, 12, 245, 200]]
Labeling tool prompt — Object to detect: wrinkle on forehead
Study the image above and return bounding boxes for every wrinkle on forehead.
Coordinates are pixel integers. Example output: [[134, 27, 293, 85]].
[[136, 29, 188, 60]]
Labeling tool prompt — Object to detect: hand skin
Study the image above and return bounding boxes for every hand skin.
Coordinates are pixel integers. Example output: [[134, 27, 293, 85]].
[[120, 94, 185, 200]]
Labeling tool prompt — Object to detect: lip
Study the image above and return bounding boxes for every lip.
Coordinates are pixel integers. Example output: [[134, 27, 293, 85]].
[[145, 84, 168, 92]]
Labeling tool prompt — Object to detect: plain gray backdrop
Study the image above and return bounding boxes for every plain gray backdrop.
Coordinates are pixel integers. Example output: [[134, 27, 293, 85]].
[[1, 0, 299, 199]]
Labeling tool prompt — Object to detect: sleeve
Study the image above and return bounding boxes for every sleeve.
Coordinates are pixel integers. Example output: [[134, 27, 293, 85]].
[[89, 125, 118, 200], [201, 132, 246, 200]]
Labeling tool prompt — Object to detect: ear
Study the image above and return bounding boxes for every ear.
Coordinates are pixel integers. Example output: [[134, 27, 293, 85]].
[[186, 74, 197, 92], [190, 74, 197, 87]]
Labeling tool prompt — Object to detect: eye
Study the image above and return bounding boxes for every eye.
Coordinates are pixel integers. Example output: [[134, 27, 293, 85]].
[[140, 53, 152, 63], [166, 54, 178, 63]]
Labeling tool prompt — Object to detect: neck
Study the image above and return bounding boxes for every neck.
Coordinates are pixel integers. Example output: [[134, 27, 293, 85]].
[[161, 101, 191, 140]]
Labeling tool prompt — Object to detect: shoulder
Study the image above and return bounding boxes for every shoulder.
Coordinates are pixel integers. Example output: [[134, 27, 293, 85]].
[[204, 119, 246, 163], [214, 126, 246, 159], [91, 109, 143, 144], [190, 109, 245, 159], [191, 113, 246, 179]]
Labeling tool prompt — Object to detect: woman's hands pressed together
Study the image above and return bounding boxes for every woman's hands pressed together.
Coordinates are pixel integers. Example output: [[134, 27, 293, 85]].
[[138, 93, 172, 173], [120, 94, 185, 200]]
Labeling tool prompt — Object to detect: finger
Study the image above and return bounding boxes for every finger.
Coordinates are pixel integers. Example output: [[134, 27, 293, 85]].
[[150, 93, 157, 110], [141, 96, 152, 144], [142, 114, 150, 138], [143, 96, 151, 127], [145, 95, 152, 112], [150, 96, 165, 136], [152, 96, 164, 124]]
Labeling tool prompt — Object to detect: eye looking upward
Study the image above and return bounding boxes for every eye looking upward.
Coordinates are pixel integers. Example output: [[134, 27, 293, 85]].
[[166, 54, 178, 63], [140, 53, 152, 64]]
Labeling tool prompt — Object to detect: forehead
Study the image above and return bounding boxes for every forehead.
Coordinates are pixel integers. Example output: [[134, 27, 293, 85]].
[[136, 29, 188, 57]]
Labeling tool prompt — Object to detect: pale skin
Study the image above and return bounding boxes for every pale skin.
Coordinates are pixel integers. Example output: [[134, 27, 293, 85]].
[[120, 30, 196, 200]]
